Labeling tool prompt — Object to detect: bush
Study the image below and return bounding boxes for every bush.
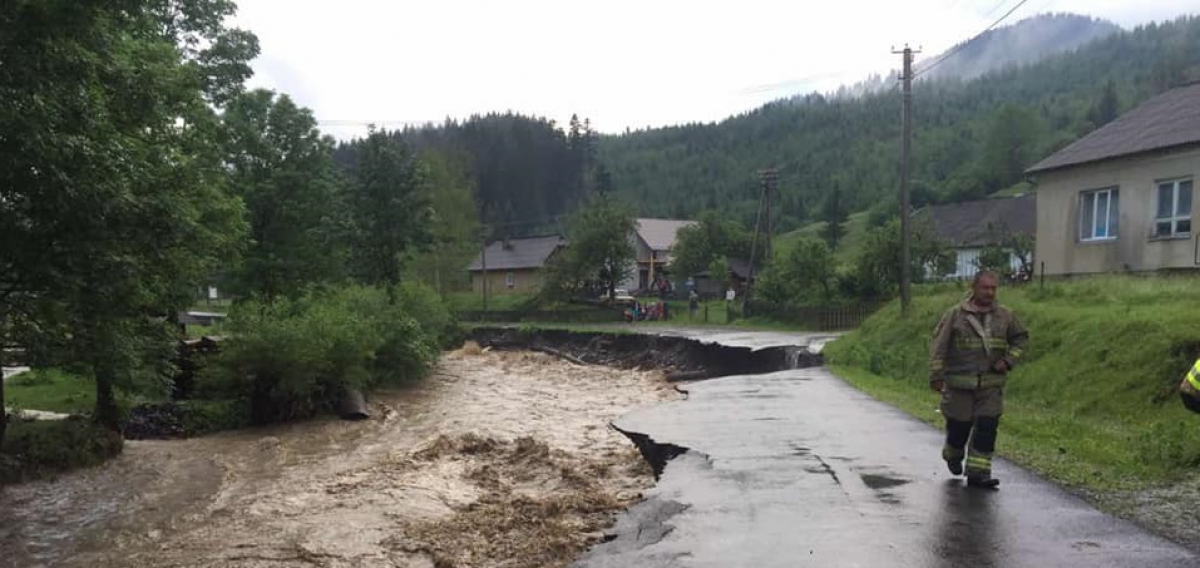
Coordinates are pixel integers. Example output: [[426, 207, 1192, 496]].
[[1, 418, 124, 484], [200, 284, 448, 424]]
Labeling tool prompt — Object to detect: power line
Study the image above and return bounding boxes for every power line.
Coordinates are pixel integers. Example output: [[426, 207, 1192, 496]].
[[913, 0, 1034, 78]]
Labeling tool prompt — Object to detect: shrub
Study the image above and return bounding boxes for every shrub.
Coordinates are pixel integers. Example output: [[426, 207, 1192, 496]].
[[0, 418, 124, 484], [200, 284, 448, 424]]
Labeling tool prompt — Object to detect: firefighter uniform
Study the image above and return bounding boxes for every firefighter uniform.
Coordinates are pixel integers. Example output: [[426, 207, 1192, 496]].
[[1181, 358, 1200, 414], [929, 298, 1028, 485]]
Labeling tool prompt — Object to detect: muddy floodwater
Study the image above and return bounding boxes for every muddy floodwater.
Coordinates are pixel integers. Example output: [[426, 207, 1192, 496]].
[[0, 344, 677, 568]]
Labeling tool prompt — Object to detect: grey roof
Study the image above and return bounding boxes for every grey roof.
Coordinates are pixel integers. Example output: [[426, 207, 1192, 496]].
[[636, 218, 697, 251], [914, 194, 1035, 248], [466, 235, 564, 271], [1027, 82, 1200, 174]]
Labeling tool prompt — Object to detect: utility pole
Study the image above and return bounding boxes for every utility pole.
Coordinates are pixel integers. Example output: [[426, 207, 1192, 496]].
[[759, 168, 778, 261], [893, 44, 920, 316], [480, 224, 489, 313]]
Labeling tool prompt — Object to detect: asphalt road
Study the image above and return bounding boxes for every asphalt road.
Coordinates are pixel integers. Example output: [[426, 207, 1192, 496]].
[[574, 365, 1198, 568]]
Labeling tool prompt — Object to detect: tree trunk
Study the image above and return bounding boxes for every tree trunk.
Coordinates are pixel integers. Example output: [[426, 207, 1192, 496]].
[[94, 358, 121, 432], [0, 314, 7, 445]]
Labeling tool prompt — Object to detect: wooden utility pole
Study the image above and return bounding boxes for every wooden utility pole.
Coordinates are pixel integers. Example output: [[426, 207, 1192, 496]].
[[480, 225, 489, 313], [760, 168, 778, 261], [745, 168, 778, 307], [893, 45, 919, 316]]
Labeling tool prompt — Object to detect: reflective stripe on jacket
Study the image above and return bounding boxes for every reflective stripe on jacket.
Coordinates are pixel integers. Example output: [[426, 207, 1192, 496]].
[[929, 299, 1029, 390]]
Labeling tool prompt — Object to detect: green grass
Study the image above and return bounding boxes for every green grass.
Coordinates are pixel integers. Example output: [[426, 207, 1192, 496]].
[[774, 211, 870, 268], [1, 419, 124, 484], [826, 275, 1200, 491], [6, 369, 96, 414], [444, 291, 535, 312]]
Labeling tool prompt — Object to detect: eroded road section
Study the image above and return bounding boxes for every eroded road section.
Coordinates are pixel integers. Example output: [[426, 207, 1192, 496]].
[[577, 366, 1197, 568]]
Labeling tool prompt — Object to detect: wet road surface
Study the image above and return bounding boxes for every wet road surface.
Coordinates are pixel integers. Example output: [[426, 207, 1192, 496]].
[[576, 366, 1198, 568]]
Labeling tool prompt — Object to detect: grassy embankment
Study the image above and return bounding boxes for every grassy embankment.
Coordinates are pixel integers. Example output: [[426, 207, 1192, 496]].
[[825, 276, 1200, 492]]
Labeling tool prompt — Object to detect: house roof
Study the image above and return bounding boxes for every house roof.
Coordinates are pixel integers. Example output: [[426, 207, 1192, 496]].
[[636, 218, 697, 251], [466, 234, 564, 271], [726, 257, 753, 280], [1027, 81, 1200, 174], [915, 194, 1036, 248]]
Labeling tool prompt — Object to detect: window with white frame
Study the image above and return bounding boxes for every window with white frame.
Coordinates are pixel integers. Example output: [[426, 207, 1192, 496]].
[[1079, 188, 1119, 241], [505, 271, 515, 288], [1154, 178, 1192, 238]]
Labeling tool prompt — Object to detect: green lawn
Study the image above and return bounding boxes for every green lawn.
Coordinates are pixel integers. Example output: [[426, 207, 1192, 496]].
[[444, 291, 535, 312], [5, 369, 97, 414], [826, 275, 1200, 492], [773, 211, 870, 268]]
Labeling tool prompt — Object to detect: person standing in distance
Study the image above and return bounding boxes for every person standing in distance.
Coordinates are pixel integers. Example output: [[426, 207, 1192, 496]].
[[929, 270, 1028, 488]]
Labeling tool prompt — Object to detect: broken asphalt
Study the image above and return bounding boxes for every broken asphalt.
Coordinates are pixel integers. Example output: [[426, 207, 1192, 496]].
[[574, 331, 1197, 568]]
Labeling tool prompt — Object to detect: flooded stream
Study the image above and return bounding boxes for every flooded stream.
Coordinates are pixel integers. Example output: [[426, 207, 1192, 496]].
[[0, 344, 677, 567]]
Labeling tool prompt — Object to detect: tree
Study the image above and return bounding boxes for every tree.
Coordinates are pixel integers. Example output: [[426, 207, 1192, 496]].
[[543, 195, 637, 300], [756, 238, 836, 305], [0, 0, 259, 433], [852, 219, 954, 300], [819, 185, 849, 250], [1088, 81, 1120, 128], [408, 150, 478, 294], [672, 211, 755, 279], [345, 128, 433, 298], [222, 89, 344, 301], [977, 104, 1044, 194]]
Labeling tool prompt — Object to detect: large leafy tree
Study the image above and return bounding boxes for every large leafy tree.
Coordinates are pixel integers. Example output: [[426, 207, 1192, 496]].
[[756, 238, 836, 306], [0, 0, 258, 435], [544, 195, 637, 300], [345, 128, 433, 297], [409, 151, 479, 294], [222, 89, 344, 301], [672, 210, 755, 279]]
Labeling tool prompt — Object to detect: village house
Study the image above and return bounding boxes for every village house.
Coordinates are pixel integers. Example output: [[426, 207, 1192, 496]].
[[1027, 81, 1200, 276], [914, 194, 1036, 280], [466, 234, 565, 294], [622, 218, 698, 292]]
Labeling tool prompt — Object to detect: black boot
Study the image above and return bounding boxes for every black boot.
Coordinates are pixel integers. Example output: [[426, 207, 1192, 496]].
[[945, 458, 963, 476], [966, 474, 1000, 489]]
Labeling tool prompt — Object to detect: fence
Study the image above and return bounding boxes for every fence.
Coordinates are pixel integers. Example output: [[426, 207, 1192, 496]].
[[743, 301, 881, 331]]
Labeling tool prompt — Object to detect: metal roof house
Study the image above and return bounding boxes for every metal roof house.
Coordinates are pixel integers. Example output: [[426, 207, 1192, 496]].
[[466, 235, 565, 294], [1027, 81, 1200, 275], [914, 194, 1036, 280]]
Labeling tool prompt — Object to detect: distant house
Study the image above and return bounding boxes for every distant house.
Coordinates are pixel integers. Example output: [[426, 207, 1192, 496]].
[[1027, 81, 1200, 276], [914, 194, 1036, 280], [466, 235, 565, 294], [622, 218, 698, 292], [690, 256, 754, 297]]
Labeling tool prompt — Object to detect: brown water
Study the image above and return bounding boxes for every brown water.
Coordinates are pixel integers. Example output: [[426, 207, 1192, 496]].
[[0, 345, 676, 567]]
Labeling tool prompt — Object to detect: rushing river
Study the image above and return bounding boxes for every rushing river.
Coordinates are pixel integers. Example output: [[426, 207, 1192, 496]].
[[0, 344, 676, 568]]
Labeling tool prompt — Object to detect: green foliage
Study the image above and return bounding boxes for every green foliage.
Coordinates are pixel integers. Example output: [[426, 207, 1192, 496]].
[[756, 238, 836, 306], [672, 211, 755, 278], [826, 275, 1200, 488], [542, 195, 637, 299], [1, 419, 124, 485], [410, 151, 480, 294], [850, 219, 954, 300], [222, 89, 345, 300], [6, 369, 97, 415], [345, 128, 433, 291], [201, 285, 447, 424], [819, 185, 849, 249], [599, 16, 1200, 222], [0, 0, 260, 433]]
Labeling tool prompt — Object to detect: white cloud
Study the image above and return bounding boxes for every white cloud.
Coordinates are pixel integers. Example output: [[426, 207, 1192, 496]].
[[229, 0, 1196, 138]]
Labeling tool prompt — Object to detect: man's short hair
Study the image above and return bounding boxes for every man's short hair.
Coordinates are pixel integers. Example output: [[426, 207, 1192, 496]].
[[973, 270, 999, 286]]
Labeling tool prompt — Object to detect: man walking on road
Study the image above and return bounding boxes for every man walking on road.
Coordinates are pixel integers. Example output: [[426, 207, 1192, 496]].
[[929, 270, 1028, 488]]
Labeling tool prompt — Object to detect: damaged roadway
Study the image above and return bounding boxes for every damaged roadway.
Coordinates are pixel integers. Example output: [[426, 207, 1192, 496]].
[[574, 331, 1197, 568]]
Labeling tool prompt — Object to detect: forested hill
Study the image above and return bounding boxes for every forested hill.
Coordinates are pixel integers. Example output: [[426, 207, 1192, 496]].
[[917, 13, 1120, 82], [599, 15, 1200, 232]]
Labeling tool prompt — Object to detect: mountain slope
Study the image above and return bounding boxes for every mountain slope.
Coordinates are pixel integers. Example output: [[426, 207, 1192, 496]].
[[917, 13, 1121, 82], [599, 15, 1200, 230]]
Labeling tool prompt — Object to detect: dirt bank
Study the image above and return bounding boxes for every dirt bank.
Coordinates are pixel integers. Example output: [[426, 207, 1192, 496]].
[[0, 345, 677, 568]]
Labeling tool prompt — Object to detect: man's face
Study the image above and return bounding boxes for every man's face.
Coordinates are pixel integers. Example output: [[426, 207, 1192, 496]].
[[973, 274, 998, 307]]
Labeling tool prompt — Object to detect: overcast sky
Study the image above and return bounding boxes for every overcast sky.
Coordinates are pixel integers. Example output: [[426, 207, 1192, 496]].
[[230, 0, 1198, 139]]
